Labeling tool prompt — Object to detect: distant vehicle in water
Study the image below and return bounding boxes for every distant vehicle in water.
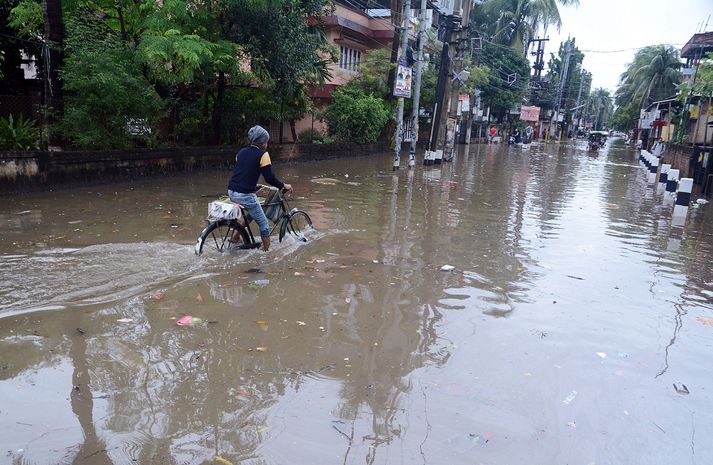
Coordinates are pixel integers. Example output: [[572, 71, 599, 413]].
[[588, 131, 607, 151]]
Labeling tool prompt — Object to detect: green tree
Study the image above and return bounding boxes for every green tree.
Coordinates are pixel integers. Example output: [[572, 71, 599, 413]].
[[586, 88, 613, 130], [610, 101, 640, 131], [475, 0, 580, 55], [544, 38, 590, 125], [346, 48, 393, 100], [615, 45, 682, 108], [323, 87, 390, 144], [4, 0, 336, 147], [478, 41, 530, 119], [56, 16, 162, 149]]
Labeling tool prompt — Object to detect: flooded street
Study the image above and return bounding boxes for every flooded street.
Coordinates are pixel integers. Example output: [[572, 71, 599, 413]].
[[1, 139, 712, 465]]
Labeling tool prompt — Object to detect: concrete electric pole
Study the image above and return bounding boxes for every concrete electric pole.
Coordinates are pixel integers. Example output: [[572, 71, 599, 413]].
[[425, 1, 461, 165], [392, 1, 412, 170], [407, 0, 428, 169], [443, 0, 472, 162], [550, 38, 571, 142]]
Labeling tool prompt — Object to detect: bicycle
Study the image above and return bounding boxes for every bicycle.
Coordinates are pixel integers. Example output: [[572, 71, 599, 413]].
[[195, 185, 314, 255]]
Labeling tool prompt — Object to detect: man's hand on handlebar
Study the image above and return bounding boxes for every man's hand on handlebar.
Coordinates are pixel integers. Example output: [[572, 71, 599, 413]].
[[282, 183, 293, 192]]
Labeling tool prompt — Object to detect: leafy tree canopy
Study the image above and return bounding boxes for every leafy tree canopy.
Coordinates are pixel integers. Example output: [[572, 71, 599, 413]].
[[478, 41, 530, 118]]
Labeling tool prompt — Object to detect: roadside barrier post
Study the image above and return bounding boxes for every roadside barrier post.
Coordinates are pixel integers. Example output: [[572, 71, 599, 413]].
[[673, 177, 693, 219], [648, 156, 658, 183], [664, 168, 680, 207], [423, 150, 432, 166], [666, 169, 679, 194], [658, 164, 671, 193]]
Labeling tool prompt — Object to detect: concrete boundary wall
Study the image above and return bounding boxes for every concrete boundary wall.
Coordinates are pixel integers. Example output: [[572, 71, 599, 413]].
[[662, 144, 695, 179], [0, 142, 388, 194]]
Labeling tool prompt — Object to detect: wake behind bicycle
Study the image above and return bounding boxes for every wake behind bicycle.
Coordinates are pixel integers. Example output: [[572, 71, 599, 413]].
[[195, 185, 313, 255]]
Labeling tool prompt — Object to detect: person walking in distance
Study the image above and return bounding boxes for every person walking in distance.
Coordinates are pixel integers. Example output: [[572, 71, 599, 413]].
[[489, 125, 497, 144], [227, 125, 292, 251]]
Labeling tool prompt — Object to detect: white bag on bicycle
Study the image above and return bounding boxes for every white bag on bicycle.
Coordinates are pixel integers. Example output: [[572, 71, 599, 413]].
[[208, 201, 242, 220]]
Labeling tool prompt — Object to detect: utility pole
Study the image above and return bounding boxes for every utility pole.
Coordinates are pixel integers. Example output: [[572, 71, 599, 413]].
[[425, 13, 456, 166], [466, 31, 483, 147], [530, 37, 548, 79], [550, 38, 571, 142], [428, 0, 463, 165], [392, 0, 412, 170], [408, 0, 428, 169], [572, 69, 586, 132], [387, 0, 404, 100], [441, 0, 465, 163]]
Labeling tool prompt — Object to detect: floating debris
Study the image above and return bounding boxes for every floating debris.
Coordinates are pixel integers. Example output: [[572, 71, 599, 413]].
[[249, 279, 269, 289], [440, 265, 455, 272], [311, 178, 340, 185], [177, 316, 203, 326], [673, 383, 689, 395], [214, 456, 235, 465], [562, 390, 578, 405]]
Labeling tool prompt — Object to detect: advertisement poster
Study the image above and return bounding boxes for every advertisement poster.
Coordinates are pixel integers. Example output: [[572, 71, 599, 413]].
[[458, 95, 471, 115], [519, 106, 540, 122], [394, 63, 413, 98]]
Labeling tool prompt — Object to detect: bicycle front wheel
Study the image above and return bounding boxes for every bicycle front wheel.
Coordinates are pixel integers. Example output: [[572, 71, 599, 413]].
[[279, 210, 313, 243], [195, 220, 250, 255]]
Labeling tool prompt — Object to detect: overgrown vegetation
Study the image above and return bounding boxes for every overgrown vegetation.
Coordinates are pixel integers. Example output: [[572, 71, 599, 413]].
[[0, 114, 38, 150], [2, 0, 336, 149], [323, 87, 390, 144]]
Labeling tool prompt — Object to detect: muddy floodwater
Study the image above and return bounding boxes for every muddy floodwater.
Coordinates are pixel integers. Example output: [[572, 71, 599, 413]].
[[1, 140, 712, 465]]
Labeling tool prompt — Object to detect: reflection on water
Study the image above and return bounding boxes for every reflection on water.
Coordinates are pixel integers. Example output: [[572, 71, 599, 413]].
[[1, 140, 713, 464]]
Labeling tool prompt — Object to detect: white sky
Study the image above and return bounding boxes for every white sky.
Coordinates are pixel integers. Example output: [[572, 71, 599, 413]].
[[543, 0, 712, 94]]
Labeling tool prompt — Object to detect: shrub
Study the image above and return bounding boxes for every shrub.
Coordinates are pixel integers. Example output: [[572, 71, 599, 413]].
[[298, 128, 325, 143], [56, 17, 162, 149], [0, 114, 39, 150], [322, 87, 390, 144]]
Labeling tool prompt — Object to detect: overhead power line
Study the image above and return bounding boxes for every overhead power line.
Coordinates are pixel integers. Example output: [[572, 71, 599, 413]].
[[579, 43, 686, 54]]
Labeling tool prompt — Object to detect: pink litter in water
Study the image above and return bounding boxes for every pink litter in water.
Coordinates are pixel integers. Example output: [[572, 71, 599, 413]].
[[176, 316, 193, 326]]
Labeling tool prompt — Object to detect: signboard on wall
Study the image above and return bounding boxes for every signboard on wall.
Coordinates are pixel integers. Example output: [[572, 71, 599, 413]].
[[519, 106, 540, 122], [639, 109, 657, 129], [394, 61, 413, 98], [458, 95, 470, 115]]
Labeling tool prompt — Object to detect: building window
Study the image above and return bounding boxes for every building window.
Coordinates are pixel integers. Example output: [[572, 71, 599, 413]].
[[339, 46, 361, 72]]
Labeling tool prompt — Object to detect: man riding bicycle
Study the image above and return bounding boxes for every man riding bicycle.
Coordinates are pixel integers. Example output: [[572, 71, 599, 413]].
[[228, 125, 292, 251]]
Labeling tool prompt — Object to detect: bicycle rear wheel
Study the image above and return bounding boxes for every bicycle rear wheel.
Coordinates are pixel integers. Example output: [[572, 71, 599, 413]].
[[195, 220, 250, 255], [279, 210, 313, 243]]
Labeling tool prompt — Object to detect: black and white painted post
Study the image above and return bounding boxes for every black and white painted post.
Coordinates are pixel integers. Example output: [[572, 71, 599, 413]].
[[647, 155, 659, 183], [423, 150, 434, 166], [434, 149, 443, 165], [665, 168, 679, 194], [673, 177, 693, 219], [664, 168, 679, 207], [658, 163, 671, 193]]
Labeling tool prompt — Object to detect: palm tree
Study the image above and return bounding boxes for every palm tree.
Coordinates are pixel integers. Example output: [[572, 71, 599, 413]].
[[481, 0, 579, 55], [615, 45, 682, 108], [587, 87, 613, 130]]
